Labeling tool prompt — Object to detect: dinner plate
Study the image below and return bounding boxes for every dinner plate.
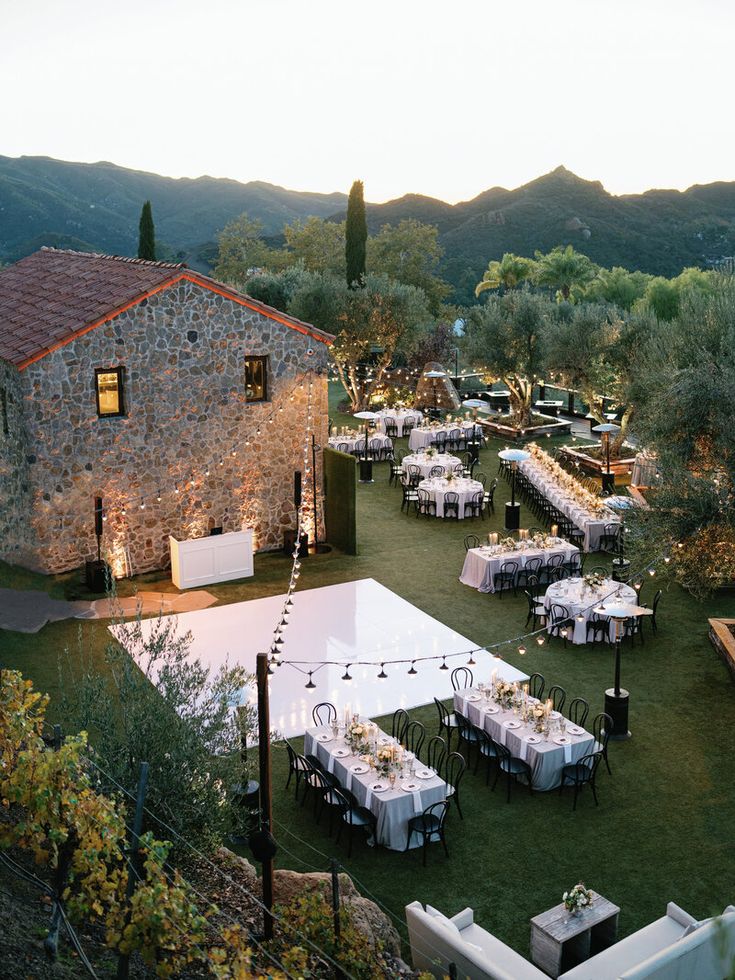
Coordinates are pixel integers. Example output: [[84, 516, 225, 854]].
[[332, 748, 350, 758], [567, 725, 585, 736], [350, 763, 369, 774], [525, 735, 542, 744], [550, 710, 562, 720], [465, 694, 481, 702], [378, 736, 392, 746], [402, 782, 421, 792], [415, 769, 434, 780], [315, 733, 332, 743], [504, 720, 522, 730], [483, 705, 500, 714], [369, 782, 388, 793], [553, 736, 572, 745]]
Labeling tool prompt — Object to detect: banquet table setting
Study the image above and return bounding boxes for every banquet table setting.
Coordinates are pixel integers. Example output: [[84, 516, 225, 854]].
[[518, 456, 618, 552], [304, 721, 448, 850], [418, 476, 484, 519], [374, 409, 423, 437], [454, 686, 596, 791], [460, 537, 580, 594], [543, 576, 637, 645], [408, 420, 480, 453], [328, 432, 393, 455], [402, 451, 462, 480]]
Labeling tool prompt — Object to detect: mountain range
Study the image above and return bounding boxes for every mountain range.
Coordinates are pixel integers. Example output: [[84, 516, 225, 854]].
[[2, 155, 735, 304]]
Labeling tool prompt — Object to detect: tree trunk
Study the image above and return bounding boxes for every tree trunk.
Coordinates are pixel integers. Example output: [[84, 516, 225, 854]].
[[610, 404, 634, 457]]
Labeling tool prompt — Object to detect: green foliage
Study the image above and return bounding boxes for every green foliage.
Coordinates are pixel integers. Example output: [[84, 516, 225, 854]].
[[462, 289, 549, 425], [244, 264, 310, 311], [475, 252, 536, 296], [213, 212, 284, 288], [580, 266, 652, 309], [345, 179, 367, 287], [271, 891, 387, 980], [59, 610, 255, 850], [640, 266, 716, 321], [137, 201, 156, 261], [368, 218, 451, 312], [533, 245, 597, 300], [283, 215, 346, 276]]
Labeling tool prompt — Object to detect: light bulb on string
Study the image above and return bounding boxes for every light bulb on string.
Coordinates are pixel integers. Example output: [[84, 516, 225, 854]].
[[439, 656, 448, 671], [536, 636, 545, 646], [139, 499, 145, 510], [342, 665, 352, 682], [305, 671, 316, 690], [156, 490, 162, 502], [467, 652, 476, 666], [408, 661, 417, 675], [377, 663, 387, 679], [518, 645, 527, 656]]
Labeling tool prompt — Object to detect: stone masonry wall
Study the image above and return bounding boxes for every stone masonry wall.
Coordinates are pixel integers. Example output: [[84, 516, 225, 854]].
[[16, 280, 330, 575], [0, 358, 32, 564]]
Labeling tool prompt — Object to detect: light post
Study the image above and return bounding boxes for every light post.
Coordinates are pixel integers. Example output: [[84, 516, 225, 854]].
[[593, 600, 652, 740], [353, 410, 379, 484], [592, 423, 621, 496], [497, 448, 530, 531]]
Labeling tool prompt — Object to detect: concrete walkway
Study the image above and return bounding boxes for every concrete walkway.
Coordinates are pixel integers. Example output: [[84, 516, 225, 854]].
[[0, 588, 217, 633]]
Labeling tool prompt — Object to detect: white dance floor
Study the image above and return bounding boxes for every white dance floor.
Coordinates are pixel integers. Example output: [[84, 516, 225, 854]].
[[110, 578, 527, 738]]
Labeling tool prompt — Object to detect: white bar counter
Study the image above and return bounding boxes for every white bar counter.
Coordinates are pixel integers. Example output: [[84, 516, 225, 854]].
[[169, 529, 253, 589]]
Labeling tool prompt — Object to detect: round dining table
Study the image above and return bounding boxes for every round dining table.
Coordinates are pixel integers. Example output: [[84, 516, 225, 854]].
[[543, 577, 637, 644], [418, 476, 484, 519], [374, 409, 423, 437], [402, 452, 462, 480]]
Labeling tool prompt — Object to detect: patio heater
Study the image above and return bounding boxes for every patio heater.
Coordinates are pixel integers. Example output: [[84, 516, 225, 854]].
[[462, 399, 490, 466], [592, 423, 621, 496], [353, 410, 379, 484], [497, 448, 530, 531], [424, 369, 444, 420], [607, 495, 634, 582], [593, 600, 652, 740]]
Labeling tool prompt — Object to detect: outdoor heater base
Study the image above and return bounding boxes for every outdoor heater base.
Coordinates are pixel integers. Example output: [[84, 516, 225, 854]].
[[604, 688, 631, 740], [612, 558, 631, 583], [504, 501, 521, 531], [359, 459, 374, 483], [602, 472, 616, 495]]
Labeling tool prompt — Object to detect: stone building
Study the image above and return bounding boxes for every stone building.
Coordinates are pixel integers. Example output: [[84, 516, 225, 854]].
[[0, 248, 332, 576]]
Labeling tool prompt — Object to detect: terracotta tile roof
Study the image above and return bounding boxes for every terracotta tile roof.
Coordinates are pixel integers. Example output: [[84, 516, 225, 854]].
[[0, 248, 332, 369]]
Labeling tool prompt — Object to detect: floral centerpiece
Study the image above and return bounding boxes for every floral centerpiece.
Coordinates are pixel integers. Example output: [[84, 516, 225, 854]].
[[494, 679, 516, 709], [346, 721, 371, 754], [500, 536, 516, 550], [445, 470, 455, 483], [563, 882, 593, 916], [530, 702, 548, 734], [584, 571, 606, 590], [426, 447, 436, 458], [362, 744, 401, 776]]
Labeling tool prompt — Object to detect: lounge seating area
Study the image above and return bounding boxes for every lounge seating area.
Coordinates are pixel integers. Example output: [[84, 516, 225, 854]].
[[406, 900, 735, 980]]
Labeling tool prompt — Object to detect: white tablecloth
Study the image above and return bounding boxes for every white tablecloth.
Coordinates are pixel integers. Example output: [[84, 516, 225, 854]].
[[328, 433, 392, 454], [408, 421, 478, 452], [518, 459, 618, 552], [543, 577, 637, 644], [304, 726, 447, 850], [374, 410, 423, 437], [418, 477, 483, 519], [460, 541, 580, 594], [454, 690, 595, 791], [402, 452, 462, 480]]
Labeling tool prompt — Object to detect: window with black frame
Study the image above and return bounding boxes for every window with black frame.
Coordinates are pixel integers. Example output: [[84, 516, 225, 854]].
[[95, 367, 126, 417], [244, 356, 268, 402]]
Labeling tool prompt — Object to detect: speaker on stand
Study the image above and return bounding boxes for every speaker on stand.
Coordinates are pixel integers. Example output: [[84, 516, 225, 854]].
[[86, 495, 111, 592]]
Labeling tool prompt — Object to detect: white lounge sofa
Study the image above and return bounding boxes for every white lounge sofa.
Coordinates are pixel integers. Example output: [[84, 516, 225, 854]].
[[405, 901, 735, 980]]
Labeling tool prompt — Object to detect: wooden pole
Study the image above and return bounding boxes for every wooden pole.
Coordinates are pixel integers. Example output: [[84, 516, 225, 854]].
[[116, 761, 149, 980], [256, 652, 275, 940], [330, 858, 343, 980]]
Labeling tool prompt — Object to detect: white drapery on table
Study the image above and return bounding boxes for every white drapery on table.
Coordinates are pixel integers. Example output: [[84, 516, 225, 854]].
[[402, 452, 462, 480], [374, 409, 423, 437], [518, 459, 618, 552], [460, 541, 580, 593], [418, 477, 483, 519], [328, 433, 393, 454], [408, 421, 479, 452], [543, 577, 637, 644], [454, 689, 595, 791], [303, 726, 447, 850]]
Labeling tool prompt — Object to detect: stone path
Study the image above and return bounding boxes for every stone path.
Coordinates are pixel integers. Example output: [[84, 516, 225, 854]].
[[0, 588, 217, 633]]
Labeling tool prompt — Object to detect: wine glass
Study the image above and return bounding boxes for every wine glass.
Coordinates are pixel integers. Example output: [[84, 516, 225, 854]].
[[388, 771, 397, 790]]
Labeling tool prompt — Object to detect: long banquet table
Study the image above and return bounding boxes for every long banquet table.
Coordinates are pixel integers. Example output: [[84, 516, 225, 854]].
[[543, 577, 637, 645], [518, 459, 618, 552], [304, 725, 448, 850], [453, 689, 596, 791], [460, 539, 580, 593]]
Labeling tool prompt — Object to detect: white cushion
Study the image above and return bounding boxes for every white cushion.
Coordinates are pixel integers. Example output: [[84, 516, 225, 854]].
[[425, 905, 462, 940], [666, 902, 696, 927]]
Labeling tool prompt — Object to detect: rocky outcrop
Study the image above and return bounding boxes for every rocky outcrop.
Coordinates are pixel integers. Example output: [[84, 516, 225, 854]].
[[414, 362, 461, 412]]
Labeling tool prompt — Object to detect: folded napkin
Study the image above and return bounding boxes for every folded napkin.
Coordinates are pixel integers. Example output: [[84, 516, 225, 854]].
[[344, 771, 353, 792], [565, 744, 572, 764], [520, 741, 528, 762], [412, 791, 423, 815], [327, 755, 335, 774], [364, 787, 373, 808]]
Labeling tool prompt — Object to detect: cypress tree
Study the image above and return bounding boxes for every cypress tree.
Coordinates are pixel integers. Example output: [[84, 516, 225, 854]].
[[138, 200, 156, 261], [345, 180, 367, 288]]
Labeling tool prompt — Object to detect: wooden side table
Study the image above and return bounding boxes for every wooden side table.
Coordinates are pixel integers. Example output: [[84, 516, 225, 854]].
[[530, 890, 619, 978]]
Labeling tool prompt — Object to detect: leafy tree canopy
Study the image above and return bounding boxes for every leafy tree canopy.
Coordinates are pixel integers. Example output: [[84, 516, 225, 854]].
[[368, 218, 451, 313], [284, 215, 346, 276], [475, 252, 537, 297], [533, 244, 598, 300], [213, 212, 282, 287]]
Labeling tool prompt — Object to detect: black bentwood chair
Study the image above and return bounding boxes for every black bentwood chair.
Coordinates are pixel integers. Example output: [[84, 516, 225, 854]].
[[333, 788, 377, 857], [559, 751, 604, 810], [312, 702, 337, 727], [443, 751, 467, 820], [592, 711, 614, 775], [425, 735, 447, 773], [434, 697, 460, 749], [451, 666, 474, 692], [568, 697, 590, 728], [392, 707, 410, 743], [492, 742, 533, 803], [405, 800, 450, 866]]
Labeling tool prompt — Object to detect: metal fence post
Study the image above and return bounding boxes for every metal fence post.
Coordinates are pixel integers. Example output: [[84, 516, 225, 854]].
[[116, 761, 149, 980]]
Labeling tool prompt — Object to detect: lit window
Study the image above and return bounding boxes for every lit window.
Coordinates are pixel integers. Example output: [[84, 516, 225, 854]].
[[95, 367, 125, 417], [244, 356, 268, 402]]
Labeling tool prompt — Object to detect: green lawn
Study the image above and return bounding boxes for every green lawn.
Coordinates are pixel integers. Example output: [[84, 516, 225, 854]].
[[3, 386, 735, 963]]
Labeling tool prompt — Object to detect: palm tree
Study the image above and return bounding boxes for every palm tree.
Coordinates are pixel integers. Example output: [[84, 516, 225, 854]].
[[534, 245, 597, 300], [475, 252, 536, 297]]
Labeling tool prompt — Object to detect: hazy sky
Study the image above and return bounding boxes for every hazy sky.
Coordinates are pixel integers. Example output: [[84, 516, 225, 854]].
[[2, 0, 733, 203]]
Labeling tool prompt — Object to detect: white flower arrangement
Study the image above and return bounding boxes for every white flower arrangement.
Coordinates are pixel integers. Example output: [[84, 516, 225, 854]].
[[346, 721, 370, 753], [563, 882, 593, 914], [584, 572, 606, 589], [494, 680, 516, 708]]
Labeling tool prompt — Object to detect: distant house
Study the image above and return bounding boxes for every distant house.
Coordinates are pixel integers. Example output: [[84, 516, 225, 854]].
[[0, 248, 332, 576]]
